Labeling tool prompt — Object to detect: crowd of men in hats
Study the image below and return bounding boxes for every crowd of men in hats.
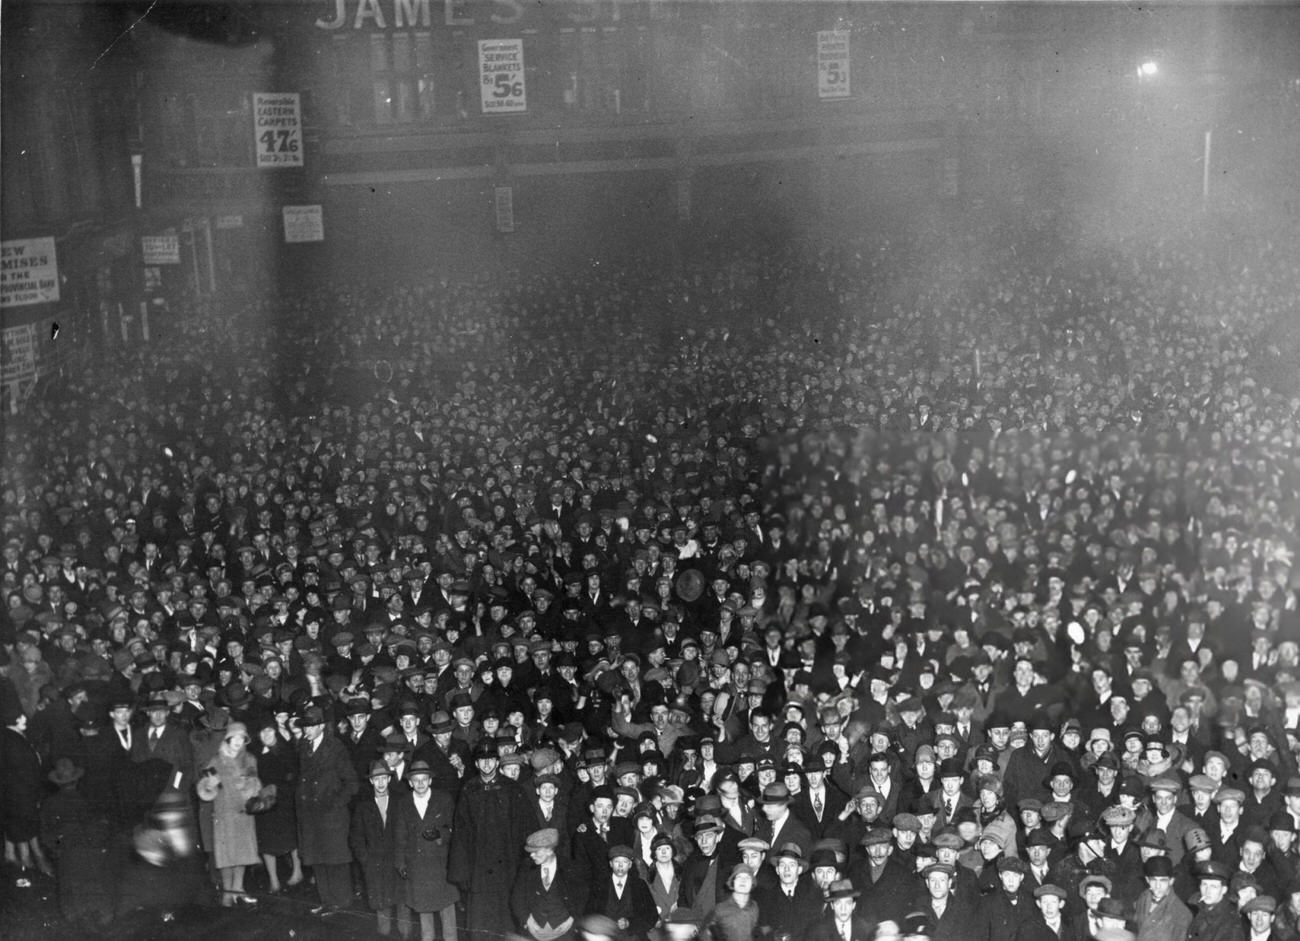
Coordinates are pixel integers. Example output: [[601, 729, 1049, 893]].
[[2, 206, 1300, 941]]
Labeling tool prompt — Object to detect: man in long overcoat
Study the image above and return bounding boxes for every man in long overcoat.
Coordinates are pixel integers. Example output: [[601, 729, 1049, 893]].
[[351, 761, 400, 936], [449, 741, 535, 941], [297, 704, 359, 915], [394, 759, 460, 941]]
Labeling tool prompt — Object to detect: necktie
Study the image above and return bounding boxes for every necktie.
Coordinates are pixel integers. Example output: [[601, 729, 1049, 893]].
[[542, 867, 552, 891], [813, 791, 823, 818], [150, 729, 160, 752], [945, 797, 955, 820]]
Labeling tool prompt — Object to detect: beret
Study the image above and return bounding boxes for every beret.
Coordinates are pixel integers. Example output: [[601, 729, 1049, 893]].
[[1025, 829, 1056, 848], [1101, 805, 1136, 826], [998, 856, 1028, 875], [1079, 874, 1113, 895], [892, 813, 921, 832], [931, 830, 963, 849], [861, 828, 892, 846], [1213, 788, 1246, 805], [1243, 895, 1278, 914]]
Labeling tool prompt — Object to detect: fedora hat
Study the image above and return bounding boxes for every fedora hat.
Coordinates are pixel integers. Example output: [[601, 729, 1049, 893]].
[[692, 815, 725, 837], [825, 879, 859, 900], [769, 843, 808, 872], [379, 732, 413, 755], [760, 782, 792, 805]]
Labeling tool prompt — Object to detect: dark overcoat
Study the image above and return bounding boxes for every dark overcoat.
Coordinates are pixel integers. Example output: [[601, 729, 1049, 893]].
[[448, 772, 535, 938], [296, 733, 359, 866], [350, 791, 398, 910], [393, 788, 460, 912]]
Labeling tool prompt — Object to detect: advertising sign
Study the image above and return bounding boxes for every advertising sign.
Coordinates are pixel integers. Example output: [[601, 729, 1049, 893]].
[[479, 39, 527, 114], [817, 30, 851, 99], [142, 235, 181, 265], [494, 186, 515, 233], [0, 237, 59, 308], [283, 205, 325, 243], [254, 92, 304, 167]]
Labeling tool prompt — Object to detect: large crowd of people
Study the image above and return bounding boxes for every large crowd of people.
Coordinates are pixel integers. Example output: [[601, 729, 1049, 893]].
[[2, 205, 1300, 941]]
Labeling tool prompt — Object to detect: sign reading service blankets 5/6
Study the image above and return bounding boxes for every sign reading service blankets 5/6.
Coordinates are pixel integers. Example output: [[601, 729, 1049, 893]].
[[0, 238, 59, 308], [479, 39, 526, 114], [254, 92, 304, 167]]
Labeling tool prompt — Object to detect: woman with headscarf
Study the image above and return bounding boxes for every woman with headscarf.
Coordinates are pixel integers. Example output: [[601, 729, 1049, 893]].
[[196, 721, 262, 905]]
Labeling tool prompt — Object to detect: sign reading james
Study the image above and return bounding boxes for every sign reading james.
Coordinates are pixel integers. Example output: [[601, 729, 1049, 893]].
[[0, 238, 59, 308], [313, 0, 647, 31], [479, 39, 526, 113], [254, 93, 304, 168]]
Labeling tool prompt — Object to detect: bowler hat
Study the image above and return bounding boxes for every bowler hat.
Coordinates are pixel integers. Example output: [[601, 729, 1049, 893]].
[[1143, 856, 1174, 879]]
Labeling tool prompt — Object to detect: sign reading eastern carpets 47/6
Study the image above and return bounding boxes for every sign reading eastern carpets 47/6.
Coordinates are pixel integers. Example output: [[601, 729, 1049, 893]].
[[254, 92, 304, 167], [479, 39, 526, 114], [1, 238, 59, 308]]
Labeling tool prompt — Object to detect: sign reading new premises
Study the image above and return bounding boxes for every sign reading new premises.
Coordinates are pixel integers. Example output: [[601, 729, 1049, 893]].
[[0, 238, 59, 308]]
